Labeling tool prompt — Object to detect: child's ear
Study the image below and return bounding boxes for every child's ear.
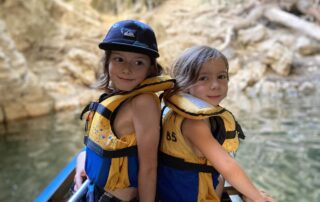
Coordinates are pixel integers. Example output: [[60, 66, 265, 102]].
[[183, 88, 190, 93], [147, 64, 156, 77]]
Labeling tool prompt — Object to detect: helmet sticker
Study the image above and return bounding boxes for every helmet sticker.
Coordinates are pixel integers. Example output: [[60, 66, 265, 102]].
[[121, 28, 136, 39]]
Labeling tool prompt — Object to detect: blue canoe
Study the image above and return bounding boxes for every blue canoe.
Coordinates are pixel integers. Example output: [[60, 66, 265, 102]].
[[34, 154, 243, 202]]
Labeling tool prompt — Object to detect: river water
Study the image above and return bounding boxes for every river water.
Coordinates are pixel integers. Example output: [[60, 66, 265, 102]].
[[0, 91, 319, 202]]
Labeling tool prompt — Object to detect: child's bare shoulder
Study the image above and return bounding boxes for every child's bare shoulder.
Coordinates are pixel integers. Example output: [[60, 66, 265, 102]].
[[131, 93, 159, 106], [182, 118, 210, 136], [183, 118, 208, 127], [130, 93, 160, 124]]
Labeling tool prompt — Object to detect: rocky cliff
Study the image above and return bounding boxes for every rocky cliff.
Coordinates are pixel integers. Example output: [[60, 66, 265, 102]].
[[0, 0, 319, 123]]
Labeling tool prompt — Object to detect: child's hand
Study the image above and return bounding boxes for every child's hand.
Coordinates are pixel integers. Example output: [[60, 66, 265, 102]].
[[74, 168, 87, 191], [73, 151, 87, 191], [259, 190, 276, 202], [243, 190, 276, 202]]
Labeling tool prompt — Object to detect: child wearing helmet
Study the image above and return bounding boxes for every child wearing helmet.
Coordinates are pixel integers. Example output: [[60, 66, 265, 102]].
[[73, 20, 174, 202]]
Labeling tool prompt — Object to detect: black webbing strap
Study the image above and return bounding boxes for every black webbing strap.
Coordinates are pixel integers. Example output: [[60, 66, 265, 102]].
[[236, 121, 245, 139], [210, 116, 245, 141], [210, 116, 226, 145], [159, 152, 217, 173], [80, 102, 112, 120], [225, 131, 237, 139], [93, 102, 112, 120], [84, 136, 138, 158], [80, 103, 90, 120]]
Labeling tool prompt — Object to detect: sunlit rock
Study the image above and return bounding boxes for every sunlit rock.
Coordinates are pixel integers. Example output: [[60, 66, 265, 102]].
[[0, 19, 53, 122], [54, 96, 80, 111], [263, 41, 293, 76], [0, 107, 4, 123], [59, 48, 100, 86], [228, 58, 242, 75], [238, 24, 267, 45], [298, 81, 315, 95], [247, 61, 268, 81]]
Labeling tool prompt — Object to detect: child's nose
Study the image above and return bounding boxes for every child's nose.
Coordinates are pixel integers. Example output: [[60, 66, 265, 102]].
[[210, 80, 219, 89], [121, 62, 132, 74]]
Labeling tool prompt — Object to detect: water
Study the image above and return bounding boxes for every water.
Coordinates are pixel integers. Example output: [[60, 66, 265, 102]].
[[225, 92, 320, 202], [0, 111, 84, 202], [0, 92, 319, 202]]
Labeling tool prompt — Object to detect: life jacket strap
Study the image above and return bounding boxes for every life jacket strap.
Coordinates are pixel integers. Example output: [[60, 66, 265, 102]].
[[91, 102, 112, 120], [80, 101, 113, 121], [80, 103, 90, 120], [84, 136, 138, 158], [209, 116, 245, 144], [209, 116, 226, 145], [225, 131, 237, 139], [236, 121, 245, 139], [159, 152, 217, 173]]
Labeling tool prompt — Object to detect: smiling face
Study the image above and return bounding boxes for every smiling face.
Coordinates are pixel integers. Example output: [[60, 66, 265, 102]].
[[186, 58, 228, 106], [108, 51, 152, 91]]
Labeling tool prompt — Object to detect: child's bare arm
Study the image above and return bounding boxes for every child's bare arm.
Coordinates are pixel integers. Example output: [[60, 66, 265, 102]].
[[182, 119, 275, 202], [132, 93, 160, 202]]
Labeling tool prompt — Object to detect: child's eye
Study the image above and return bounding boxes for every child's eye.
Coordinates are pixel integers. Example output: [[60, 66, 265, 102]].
[[134, 60, 145, 66], [112, 57, 124, 62], [198, 76, 209, 81], [218, 74, 228, 80]]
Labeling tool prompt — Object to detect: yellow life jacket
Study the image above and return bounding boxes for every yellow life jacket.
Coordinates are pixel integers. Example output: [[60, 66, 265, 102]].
[[164, 92, 245, 153], [157, 93, 244, 202], [81, 76, 174, 191]]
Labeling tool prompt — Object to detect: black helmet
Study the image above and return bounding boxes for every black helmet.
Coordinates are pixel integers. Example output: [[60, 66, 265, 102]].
[[99, 20, 159, 58]]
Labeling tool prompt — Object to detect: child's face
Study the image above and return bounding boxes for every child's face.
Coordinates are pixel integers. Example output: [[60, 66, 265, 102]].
[[109, 51, 152, 91], [186, 58, 228, 106]]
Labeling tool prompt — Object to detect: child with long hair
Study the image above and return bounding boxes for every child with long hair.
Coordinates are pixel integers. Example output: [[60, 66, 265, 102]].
[[73, 20, 174, 202], [157, 45, 275, 202]]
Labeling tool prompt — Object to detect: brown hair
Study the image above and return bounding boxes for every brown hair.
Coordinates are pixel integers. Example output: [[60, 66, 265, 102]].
[[166, 45, 229, 97], [96, 50, 163, 92]]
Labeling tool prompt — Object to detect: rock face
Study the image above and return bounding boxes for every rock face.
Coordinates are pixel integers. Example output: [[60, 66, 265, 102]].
[[0, 0, 320, 123], [0, 0, 104, 122], [0, 20, 53, 122]]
